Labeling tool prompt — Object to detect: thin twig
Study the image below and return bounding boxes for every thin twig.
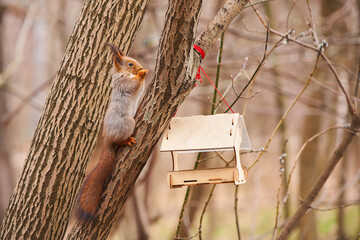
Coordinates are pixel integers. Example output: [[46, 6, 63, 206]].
[[175, 139, 226, 237], [175, 153, 203, 238], [250, 0, 356, 115], [243, 0, 274, 9], [234, 40, 260, 239], [276, 113, 360, 240], [305, 0, 319, 45], [303, 200, 360, 212], [211, 32, 225, 114], [215, 152, 233, 166], [248, 53, 321, 171], [235, 50, 259, 237], [197, 153, 224, 163], [175, 187, 191, 238], [271, 144, 288, 239], [285, 0, 297, 31], [0, 3, 38, 84], [234, 185, 241, 240], [276, 69, 360, 102], [233, 67, 256, 238], [320, 53, 356, 114], [242, 75, 256, 116], [198, 185, 216, 240], [327, 169, 360, 206], [354, 56, 359, 98], [1, 76, 53, 125], [286, 125, 348, 190], [175, 232, 199, 240], [244, 90, 261, 99], [271, 179, 282, 240], [282, 125, 359, 223], [214, 58, 248, 113], [226, 18, 270, 112], [1, 83, 44, 111], [229, 21, 283, 111], [240, 148, 266, 155]]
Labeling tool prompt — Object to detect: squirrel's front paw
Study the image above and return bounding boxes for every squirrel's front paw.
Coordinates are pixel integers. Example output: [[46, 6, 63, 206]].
[[136, 69, 148, 79]]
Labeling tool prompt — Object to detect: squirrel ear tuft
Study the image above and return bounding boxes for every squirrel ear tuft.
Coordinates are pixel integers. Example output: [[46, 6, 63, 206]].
[[106, 42, 124, 63]]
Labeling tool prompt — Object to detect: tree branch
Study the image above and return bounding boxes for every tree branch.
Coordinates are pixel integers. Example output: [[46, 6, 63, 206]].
[[250, 0, 356, 115], [194, 0, 249, 53], [248, 53, 321, 170], [275, 114, 360, 240]]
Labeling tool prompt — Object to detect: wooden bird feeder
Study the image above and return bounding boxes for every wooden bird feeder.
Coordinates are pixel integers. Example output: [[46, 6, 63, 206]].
[[160, 113, 251, 188]]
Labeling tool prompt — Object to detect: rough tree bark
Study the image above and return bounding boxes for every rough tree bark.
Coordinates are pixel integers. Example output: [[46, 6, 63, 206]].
[[0, 0, 148, 239], [67, 0, 249, 239]]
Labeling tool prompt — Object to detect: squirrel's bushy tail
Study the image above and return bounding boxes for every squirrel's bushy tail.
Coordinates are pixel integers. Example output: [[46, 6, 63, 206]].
[[76, 143, 116, 221]]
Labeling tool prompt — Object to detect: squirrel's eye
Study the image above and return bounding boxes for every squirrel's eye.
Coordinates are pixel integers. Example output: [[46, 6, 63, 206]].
[[128, 62, 133, 67]]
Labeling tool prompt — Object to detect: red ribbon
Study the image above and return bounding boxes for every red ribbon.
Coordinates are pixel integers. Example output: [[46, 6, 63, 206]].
[[194, 44, 205, 59], [194, 44, 205, 84], [192, 44, 235, 114]]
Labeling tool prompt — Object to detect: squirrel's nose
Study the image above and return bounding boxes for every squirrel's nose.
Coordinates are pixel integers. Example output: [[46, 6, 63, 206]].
[[139, 67, 143, 70]]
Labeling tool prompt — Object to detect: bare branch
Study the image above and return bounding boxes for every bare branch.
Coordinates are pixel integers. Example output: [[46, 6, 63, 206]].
[[275, 114, 360, 240], [0, 83, 43, 111], [303, 200, 360, 212], [234, 184, 242, 240], [355, 57, 360, 98], [226, 18, 270, 112], [305, 0, 319, 45], [198, 185, 216, 240], [286, 125, 351, 191], [1, 76, 53, 125], [250, 0, 356, 114], [248, 53, 321, 171], [0, 3, 38, 85], [285, 0, 297, 31], [194, 0, 249, 54]]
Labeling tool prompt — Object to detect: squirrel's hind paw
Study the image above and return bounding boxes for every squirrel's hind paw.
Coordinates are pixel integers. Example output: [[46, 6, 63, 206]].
[[118, 137, 136, 146]]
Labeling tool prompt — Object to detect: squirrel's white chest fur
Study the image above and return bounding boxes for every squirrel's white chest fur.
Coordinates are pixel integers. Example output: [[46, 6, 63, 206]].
[[102, 72, 145, 143]]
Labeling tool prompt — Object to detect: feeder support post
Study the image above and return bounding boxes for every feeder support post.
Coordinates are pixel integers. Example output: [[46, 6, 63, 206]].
[[171, 151, 179, 171], [234, 145, 245, 184]]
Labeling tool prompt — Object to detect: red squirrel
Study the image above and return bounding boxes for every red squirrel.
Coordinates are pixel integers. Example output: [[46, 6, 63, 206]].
[[76, 43, 148, 221]]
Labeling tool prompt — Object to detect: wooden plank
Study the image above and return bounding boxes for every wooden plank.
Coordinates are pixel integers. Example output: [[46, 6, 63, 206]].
[[161, 113, 240, 152], [167, 167, 246, 188]]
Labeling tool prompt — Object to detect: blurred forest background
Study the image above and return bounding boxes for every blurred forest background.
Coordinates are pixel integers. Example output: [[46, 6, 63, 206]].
[[0, 0, 359, 239]]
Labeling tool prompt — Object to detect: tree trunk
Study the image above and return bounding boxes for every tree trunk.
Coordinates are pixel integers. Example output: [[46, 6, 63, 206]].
[[0, 1, 148, 239]]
